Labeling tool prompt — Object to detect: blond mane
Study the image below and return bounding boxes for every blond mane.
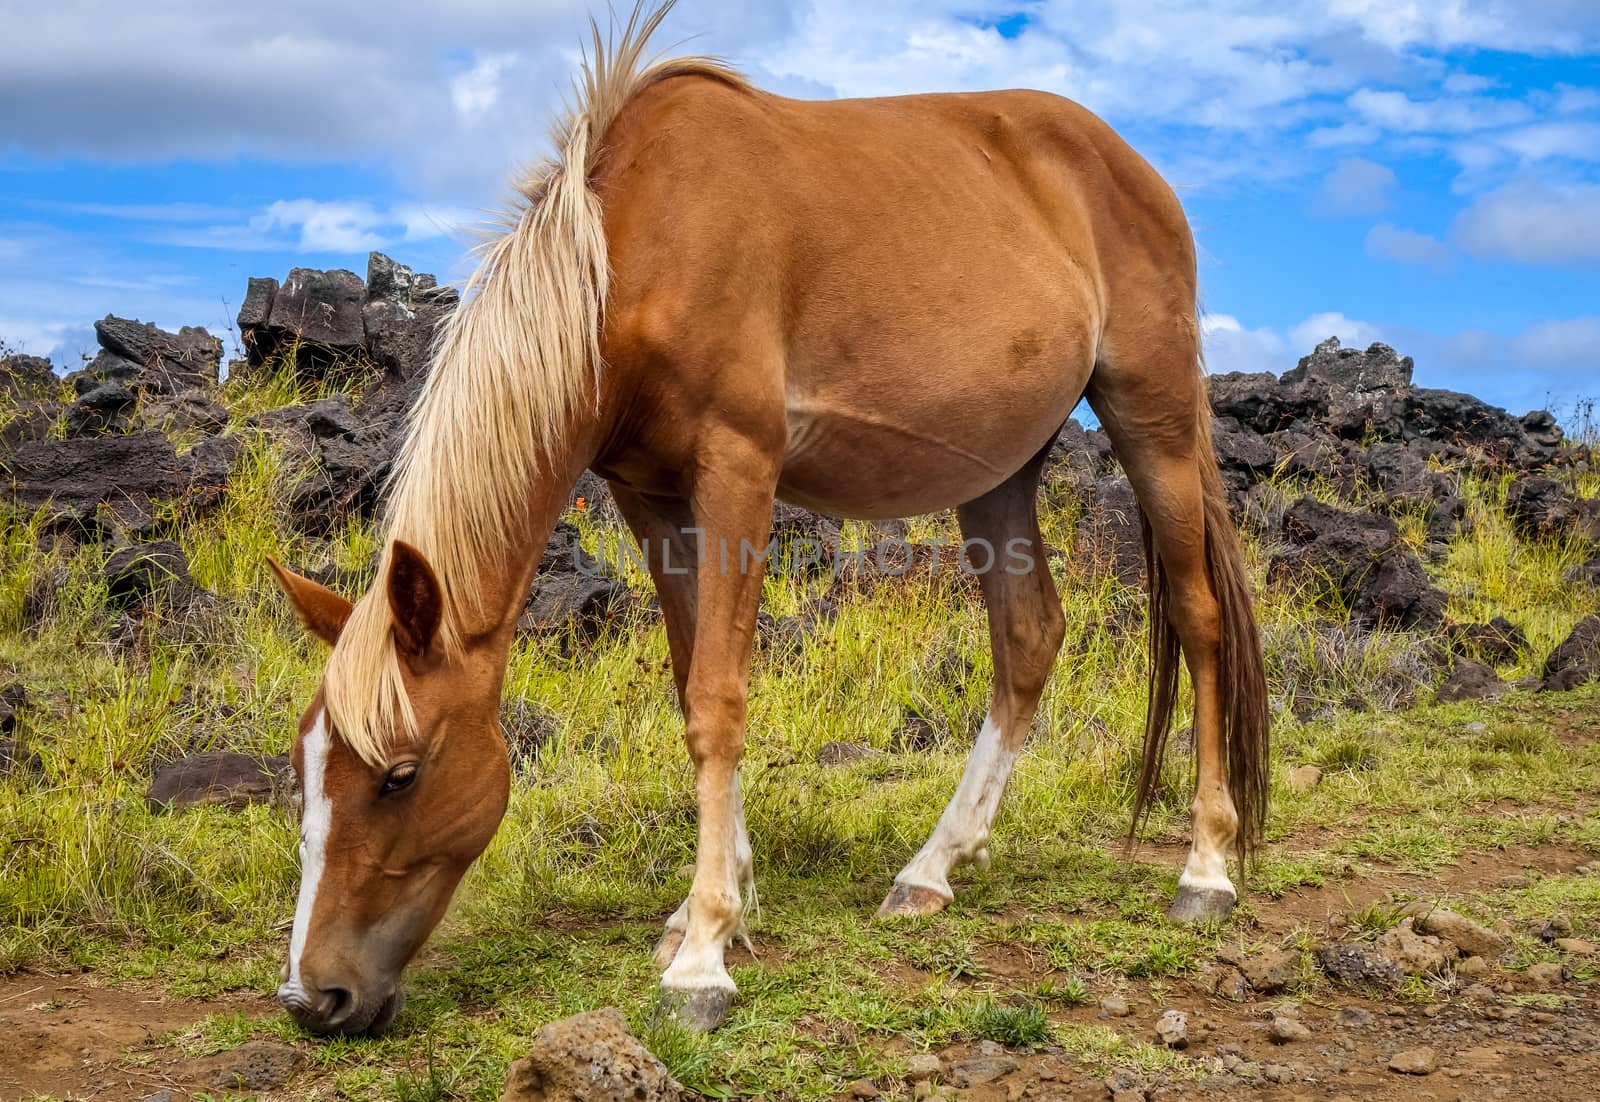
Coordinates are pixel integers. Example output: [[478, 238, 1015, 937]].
[[324, 1, 747, 765]]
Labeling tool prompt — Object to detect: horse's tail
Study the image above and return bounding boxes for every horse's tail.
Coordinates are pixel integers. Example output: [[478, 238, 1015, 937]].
[[1132, 364, 1271, 863]]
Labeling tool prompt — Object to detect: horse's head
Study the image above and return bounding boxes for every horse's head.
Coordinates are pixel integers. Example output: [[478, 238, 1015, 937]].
[[267, 543, 510, 1035]]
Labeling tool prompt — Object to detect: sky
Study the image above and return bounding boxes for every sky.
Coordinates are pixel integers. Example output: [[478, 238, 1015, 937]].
[[2, 0, 1598, 418]]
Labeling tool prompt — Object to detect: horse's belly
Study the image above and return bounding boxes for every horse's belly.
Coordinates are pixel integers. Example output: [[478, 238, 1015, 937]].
[[776, 383, 1078, 519]]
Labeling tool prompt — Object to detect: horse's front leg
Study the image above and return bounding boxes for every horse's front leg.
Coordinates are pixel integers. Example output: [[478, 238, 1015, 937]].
[[623, 440, 776, 1032]]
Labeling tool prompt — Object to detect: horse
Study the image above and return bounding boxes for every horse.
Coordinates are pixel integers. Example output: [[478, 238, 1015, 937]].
[[266, 0, 1269, 1036]]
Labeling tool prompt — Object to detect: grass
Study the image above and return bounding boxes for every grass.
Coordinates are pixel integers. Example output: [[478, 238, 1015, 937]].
[[3, 364, 1600, 1097]]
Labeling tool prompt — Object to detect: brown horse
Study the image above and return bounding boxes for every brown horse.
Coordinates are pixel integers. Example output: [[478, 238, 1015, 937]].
[[267, 0, 1269, 1035]]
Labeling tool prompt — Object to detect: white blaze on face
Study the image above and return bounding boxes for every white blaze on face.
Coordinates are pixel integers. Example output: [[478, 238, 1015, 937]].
[[286, 709, 333, 991]]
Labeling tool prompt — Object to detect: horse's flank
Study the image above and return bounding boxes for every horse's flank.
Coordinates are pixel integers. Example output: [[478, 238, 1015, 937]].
[[324, 2, 747, 766]]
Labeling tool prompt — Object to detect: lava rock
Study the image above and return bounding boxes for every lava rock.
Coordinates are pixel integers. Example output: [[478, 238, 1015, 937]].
[[948, 1052, 1019, 1087], [1436, 658, 1505, 703], [135, 391, 230, 437], [247, 267, 367, 373], [93, 316, 221, 394], [1269, 1015, 1311, 1044], [146, 753, 295, 811], [3, 431, 222, 536], [64, 381, 136, 437], [362, 252, 457, 382], [206, 1041, 306, 1092], [1506, 476, 1600, 541], [1376, 921, 1455, 976], [103, 540, 207, 608], [499, 1004, 675, 1100], [1270, 497, 1446, 629], [1542, 615, 1600, 692], [1076, 475, 1144, 585], [1445, 618, 1527, 666], [1288, 764, 1323, 794], [1240, 949, 1300, 994], [1154, 1008, 1188, 1048], [0, 353, 56, 399], [1315, 942, 1403, 986]]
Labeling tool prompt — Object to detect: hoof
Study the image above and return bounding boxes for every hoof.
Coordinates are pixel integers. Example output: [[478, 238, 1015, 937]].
[[653, 928, 685, 971], [876, 882, 951, 919], [659, 985, 735, 1033], [1168, 885, 1236, 924]]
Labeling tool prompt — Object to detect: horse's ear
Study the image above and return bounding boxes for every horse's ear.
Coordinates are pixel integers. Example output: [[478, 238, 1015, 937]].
[[386, 541, 443, 659], [266, 557, 352, 647]]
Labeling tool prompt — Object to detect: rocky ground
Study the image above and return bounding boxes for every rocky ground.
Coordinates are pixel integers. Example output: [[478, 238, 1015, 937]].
[[2, 259, 1599, 1101]]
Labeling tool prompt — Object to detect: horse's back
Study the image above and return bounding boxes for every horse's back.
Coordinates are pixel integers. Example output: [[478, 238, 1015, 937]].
[[594, 76, 1197, 517]]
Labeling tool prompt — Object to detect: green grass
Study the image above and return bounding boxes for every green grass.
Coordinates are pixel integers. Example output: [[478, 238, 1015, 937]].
[[3, 365, 1600, 1097]]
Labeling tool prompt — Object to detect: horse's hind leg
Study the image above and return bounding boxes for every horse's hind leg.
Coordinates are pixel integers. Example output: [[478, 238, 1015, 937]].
[[879, 447, 1065, 917], [1087, 318, 1267, 923]]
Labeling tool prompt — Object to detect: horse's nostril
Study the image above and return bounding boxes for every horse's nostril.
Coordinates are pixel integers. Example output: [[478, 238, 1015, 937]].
[[318, 986, 354, 1026]]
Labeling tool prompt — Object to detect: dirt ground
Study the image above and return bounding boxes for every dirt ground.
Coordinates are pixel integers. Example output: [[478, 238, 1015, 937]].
[[4, 838, 1596, 1102]]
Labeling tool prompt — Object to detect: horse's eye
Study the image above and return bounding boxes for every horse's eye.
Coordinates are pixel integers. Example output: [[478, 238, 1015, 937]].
[[381, 762, 419, 796]]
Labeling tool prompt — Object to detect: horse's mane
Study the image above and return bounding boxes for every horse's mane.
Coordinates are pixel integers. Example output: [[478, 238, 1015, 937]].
[[325, 1, 747, 766]]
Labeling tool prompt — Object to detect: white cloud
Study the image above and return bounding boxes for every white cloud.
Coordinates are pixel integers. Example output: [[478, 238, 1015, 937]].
[[1320, 157, 1397, 214], [1347, 88, 1533, 134], [1496, 122, 1600, 163], [1365, 222, 1452, 269], [1513, 317, 1600, 370], [1201, 313, 1290, 375], [451, 52, 520, 123], [1290, 311, 1385, 352], [1452, 178, 1600, 265]]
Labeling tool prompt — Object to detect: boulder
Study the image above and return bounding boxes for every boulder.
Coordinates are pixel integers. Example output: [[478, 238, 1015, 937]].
[[1270, 497, 1446, 629], [0, 399, 65, 451], [1364, 442, 1450, 505], [1047, 417, 1114, 491], [500, 1007, 681, 1102], [102, 541, 209, 609], [92, 316, 221, 394], [362, 252, 458, 382], [1282, 338, 1413, 439], [3, 431, 224, 537], [1445, 618, 1527, 666], [146, 752, 295, 811], [1076, 475, 1144, 585], [135, 391, 229, 437], [245, 267, 367, 372], [1505, 476, 1600, 542], [0, 683, 42, 778], [64, 381, 136, 437], [247, 396, 394, 531], [1568, 554, 1600, 587], [1542, 615, 1600, 692], [1435, 658, 1504, 703], [0, 353, 56, 399]]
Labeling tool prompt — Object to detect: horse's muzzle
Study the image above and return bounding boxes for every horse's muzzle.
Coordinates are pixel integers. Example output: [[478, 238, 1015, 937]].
[[277, 979, 405, 1036]]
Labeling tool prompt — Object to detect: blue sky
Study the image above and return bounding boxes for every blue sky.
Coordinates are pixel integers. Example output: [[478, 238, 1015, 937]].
[[3, 0, 1598, 417]]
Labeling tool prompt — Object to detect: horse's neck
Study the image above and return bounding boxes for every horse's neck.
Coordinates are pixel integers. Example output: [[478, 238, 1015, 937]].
[[452, 458, 589, 651]]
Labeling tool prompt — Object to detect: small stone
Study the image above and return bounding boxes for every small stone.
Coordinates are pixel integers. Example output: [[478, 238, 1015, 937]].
[[1376, 921, 1454, 976], [1262, 1064, 1294, 1084], [1388, 1047, 1438, 1075], [1534, 916, 1574, 941], [948, 1055, 1018, 1088], [1456, 955, 1489, 978], [1105, 1068, 1145, 1099], [1240, 950, 1300, 994], [1100, 994, 1133, 1017], [1336, 1007, 1372, 1026], [500, 1008, 681, 1102], [905, 1054, 943, 1083], [1288, 764, 1323, 793], [1554, 938, 1596, 956], [1316, 942, 1402, 986], [1525, 962, 1566, 990], [1462, 983, 1496, 1001], [817, 741, 882, 767], [206, 1042, 306, 1092], [1203, 965, 1249, 1001], [1154, 1008, 1188, 1049], [849, 1079, 879, 1098], [1464, 721, 1488, 735], [1269, 1016, 1312, 1044], [141, 1094, 174, 1102], [1407, 906, 1507, 960]]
